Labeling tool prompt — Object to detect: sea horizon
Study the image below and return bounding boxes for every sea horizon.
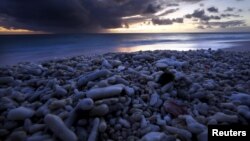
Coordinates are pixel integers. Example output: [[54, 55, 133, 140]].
[[1, 32, 250, 65]]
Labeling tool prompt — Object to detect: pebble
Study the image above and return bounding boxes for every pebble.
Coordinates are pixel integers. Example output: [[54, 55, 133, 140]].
[[118, 118, 131, 128], [88, 118, 100, 141], [140, 132, 175, 141], [89, 104, 109, 116], [6, 131, 27, 141], [164, 125, 192, 141], [77, 98, 94, 111], [237, 105, 250, 120], [77, 69, 110, 88], [208, 112, 238, 123], [150, 93, 159, 106], [55, 85, 67, 97], [0, 76, 14, 85], [183, 115, 207, 134], [229, 92, 250, 106], [1, 50, 250, 141], [7, 107, 35, 120], [44, 114, 77, 141], [86, 85, 124, 100]]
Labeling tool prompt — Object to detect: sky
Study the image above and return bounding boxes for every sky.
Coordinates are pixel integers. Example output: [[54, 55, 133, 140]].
[[0, 0, 250, 34]]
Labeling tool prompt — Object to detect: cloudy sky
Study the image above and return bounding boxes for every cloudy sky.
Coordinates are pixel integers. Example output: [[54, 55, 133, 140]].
[[0, 0, 250, 34]]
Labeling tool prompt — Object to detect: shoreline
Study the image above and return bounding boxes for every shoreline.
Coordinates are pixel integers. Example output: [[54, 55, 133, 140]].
[[0, 49, 250, 141], [1, 45, 250, 67]]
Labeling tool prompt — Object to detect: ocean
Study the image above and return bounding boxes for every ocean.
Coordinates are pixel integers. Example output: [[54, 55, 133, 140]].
[[0, 33, 250, 65]]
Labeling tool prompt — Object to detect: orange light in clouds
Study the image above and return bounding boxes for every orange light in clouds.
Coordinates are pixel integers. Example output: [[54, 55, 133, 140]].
[[0, 26, 35, 34]]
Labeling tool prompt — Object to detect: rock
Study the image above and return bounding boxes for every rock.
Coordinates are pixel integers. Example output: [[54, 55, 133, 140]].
[[133, 54, 154, 61], [26, 134, 51, 141], [7, 107, 35, 120], [29, 124, 45, 133], [208, 112, 238, 123], [0, 76, 14, 85], [194, 103, 209, 116], [237, 105, 250, 120], [49, 100, 67, 110], [164, 126, 192, 141], [0, 129, 9, 137], [117, 66, 126, 71], [163, 101, 187, 117], [140, 132, 174, 141], [88, 118, 100, 141], [156, 58, 187, 68], [118, 118, 131, 128], [157, 71, 175, 86], [150, 93, 159, 107], [229, 92, 250, 106], [124, 86, 135, 96], [86, 85, 124, 100], [141, 115, 148, 128], [77, 69, 110, 88], [220, 103, 236, 111], [99, 119, 107, 132], [89, 104, 109, 116], [55, 85, 67, 97], [161, 82, 173, 93], [183, 115, 207, 134], [197, 130, 208, 141], [44, 114, 77, 141], [6, 131, 27, 141], [102, 59, 113, 69], [202, 79, 216, 90], [77, 98, 94, 111]]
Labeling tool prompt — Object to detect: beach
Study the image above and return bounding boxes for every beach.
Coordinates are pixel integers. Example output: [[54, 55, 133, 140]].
[[0, 49, 250, 141]]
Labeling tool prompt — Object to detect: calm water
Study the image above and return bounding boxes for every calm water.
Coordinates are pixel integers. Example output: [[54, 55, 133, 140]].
[[0, 33, 250, 65]]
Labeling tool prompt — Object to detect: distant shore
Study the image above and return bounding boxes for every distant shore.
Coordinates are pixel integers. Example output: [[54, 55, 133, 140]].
[[0, 49, 249, 141]]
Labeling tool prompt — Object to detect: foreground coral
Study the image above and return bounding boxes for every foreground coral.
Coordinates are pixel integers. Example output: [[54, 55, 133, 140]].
[[0, 49, 250, 141]]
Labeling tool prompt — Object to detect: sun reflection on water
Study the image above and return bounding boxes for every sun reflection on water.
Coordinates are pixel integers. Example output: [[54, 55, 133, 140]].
[[115, 43, 198, 52]]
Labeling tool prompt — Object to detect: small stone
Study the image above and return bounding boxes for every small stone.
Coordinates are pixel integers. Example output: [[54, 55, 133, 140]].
[[7, 107, 35, 120], [89, 104, 109, 116], [99, 119, 107, 132], [140, 132, 174, 141], [55, 85, 67, 97], [7, 131, 27, 141], [150, 93, 159, 106], [0, 76, 14, 85], [118, 118, 131, 128], [237, 105, 250, 120], [77, 98, 94, 111], [86, 85, 124, 100], [49, 100, 66, 110], [208, 112, 238, 123], [117, 66, 126, 71], [44, 114, 77, 141]]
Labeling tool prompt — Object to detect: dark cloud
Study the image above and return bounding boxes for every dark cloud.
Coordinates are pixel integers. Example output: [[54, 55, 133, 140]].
[[185, 9, 220, 21], [144, 4, 161, 14], [221, 14, 241, 18], [238, 9, 243, 12], [224, 7, 235, 12], [203, 20, 245, 28], [152, 18, 183, 25], [207, 7, 218, 13], [157, 8, 179, 16], [0, 0, 246, 33], [0, 0, 162, 33], [167, 3, 179, 7], [0, 0, 203, 33]]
